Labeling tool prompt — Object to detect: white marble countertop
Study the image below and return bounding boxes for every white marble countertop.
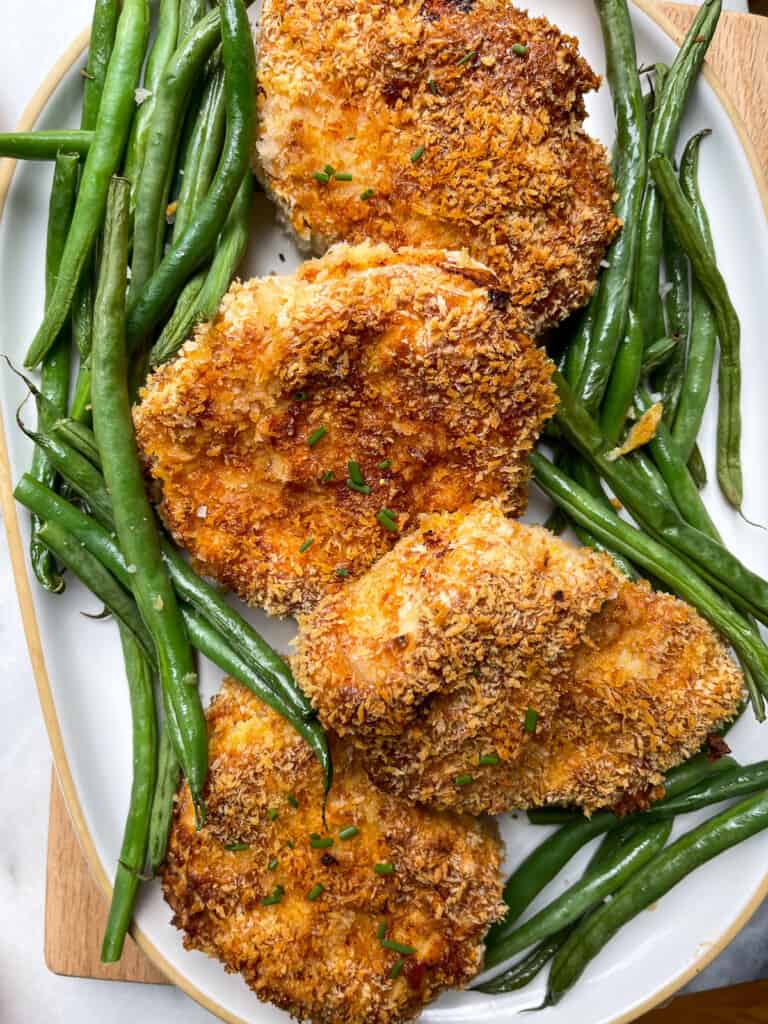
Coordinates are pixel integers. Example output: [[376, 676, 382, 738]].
[[1, 2, 764, 1022]]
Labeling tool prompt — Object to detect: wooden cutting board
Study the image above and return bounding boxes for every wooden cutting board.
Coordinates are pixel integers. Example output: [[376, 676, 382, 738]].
[[44, 3, 768, 1020]]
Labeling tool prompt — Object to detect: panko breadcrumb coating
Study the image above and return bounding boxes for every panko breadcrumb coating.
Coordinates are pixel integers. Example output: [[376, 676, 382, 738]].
[[134, 242, 555, 615], [254, 0, 620, 336], [162, 679, 505, 1024], [293, 503, 744, 815]]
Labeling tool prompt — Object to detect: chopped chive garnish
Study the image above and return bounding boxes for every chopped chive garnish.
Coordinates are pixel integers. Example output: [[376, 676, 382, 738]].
[[457, 50, 477, 66], [293, 390, 310, 401], [324, 164, 335, 175], [377, 920, 388, 940], [335, 567, 350, 578], [348, 460, 365, 486], [378, 460, 391, 470], [479, 753, 501, 766], [427, 79, 438, 95], [261, 885, 285, 906], [455, 773, 474, 787], [347, 480, 372, 494], [299, 538, 314, 553], [308, 426, 327, 447], [360, 188, 376, 201], [321, 470, 334, 482], [374, 862, 395, 876], [287, 793, 299, 809], [339, 825, 360, 840], [310, 833, 334, 849], [381, 940, 416, 955], [224, 842, 250, 851], [390, 958, 406, 980], [268, 857, 279, 871], [286, 840, 295, 849], [307, 883, 325, 901], [267, 808, 279, 821], [377, 509, 399, 533], [334, 172, 353, 181], [524, 707, 539, 733], [512, 43, 529, 56], [313, 171, 330, 183], [410, 145, 425, 164], [380, 507, 396, 518]]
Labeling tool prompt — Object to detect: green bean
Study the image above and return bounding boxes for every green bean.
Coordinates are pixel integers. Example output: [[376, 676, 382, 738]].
[[100, 625, 157, 962], [35, 520, 155, 663], [19, 427, 113, 526], [29, 153, 79, 592], [530, 451, 768, 688], [51, 418, 102, 467], [179, 0, 210, 40], [673, 131, 718, 461], [484, 821, 672, 969], [148, 723, 180, 873], [553, 372, 768, 626], [650, 762, 768, 818], [567, 454, 639, 580], [655, 212, 690, 425], [641, 335, 678, 376], [126, 0, 255, 347], [547, 788, 768, 1005], [128, 8, 221, 303], [0, 132, 93, 160], [575, 0, 647, 414], [70, 363, 93, 424], [688, 443, 708, 488], [91, 176, 207, 823], [151, 170, 252, 364], [149, 270, 206, 363], [123, 0, 181, 188], [82, 0, 120, 132], [632, 1, 721, 346], [24, 0, 149, 369], [599, 308, 644, 446], [172, 66, 226, 242], [650, 153, 742, 509], [563, 294, 598, 389]]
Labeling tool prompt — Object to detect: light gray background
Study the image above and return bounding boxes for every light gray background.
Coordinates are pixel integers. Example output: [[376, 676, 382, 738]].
[[0, 2, 761, 1023]]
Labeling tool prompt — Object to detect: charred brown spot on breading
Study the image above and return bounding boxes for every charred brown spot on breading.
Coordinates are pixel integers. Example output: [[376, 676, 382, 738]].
[[162, 680, 505, 1024], [254, 0, 620, 336]]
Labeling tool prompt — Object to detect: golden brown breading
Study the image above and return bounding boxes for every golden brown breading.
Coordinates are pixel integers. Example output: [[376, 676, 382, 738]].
[[254, 0, 620, 336], [293, 503, 744, 815], [162, 679, 505, 1024], [134, 242, 555, 615]]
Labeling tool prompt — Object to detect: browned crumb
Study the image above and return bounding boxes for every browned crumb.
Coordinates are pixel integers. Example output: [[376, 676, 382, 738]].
[[293, 503, 745, 815], [162, 679, 505, 1024], [255, 0, 620, 336], [133, 242, 555, 615]]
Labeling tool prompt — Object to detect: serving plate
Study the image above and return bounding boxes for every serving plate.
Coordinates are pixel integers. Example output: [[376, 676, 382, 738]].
[[2, 3, 768, 1022]]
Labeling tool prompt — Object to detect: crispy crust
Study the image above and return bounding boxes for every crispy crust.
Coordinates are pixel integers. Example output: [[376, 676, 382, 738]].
[[293, 504, 745, 815], [133, 242, 555, 615], [162, 680, 505, 1024], [254, 0, 620, 335]]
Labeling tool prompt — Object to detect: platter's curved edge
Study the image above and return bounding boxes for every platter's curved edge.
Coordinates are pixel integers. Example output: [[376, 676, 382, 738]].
[[0, 8, 766, 1024]]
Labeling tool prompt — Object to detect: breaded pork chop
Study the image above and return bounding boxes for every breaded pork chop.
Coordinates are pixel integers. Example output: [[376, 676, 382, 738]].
[[293, 503, 744, 816], [163, 680, 505, 1024], [254, 0, 620, 336], [134, 242, 555, 615]]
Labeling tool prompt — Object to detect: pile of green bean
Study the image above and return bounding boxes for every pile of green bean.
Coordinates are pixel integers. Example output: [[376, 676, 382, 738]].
[[5, 0, 323, 967]]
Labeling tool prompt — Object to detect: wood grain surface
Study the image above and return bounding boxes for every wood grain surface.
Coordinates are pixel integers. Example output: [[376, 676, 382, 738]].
[[44, 3, 768, 1021]]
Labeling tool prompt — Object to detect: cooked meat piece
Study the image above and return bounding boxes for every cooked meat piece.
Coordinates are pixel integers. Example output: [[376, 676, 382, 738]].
[[162, 679, 505, 1024], [134, 242, 555, 615], [254, 0, 620, 336], [293, 503, 745, 815]]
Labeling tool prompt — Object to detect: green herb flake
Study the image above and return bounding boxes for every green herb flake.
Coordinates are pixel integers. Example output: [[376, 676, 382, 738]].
[[427, 79, 438, 95], [293, 390, 310, 402], [348, 460, 366, 486], [323, 164, 335, 175], [381, 939, 416, 955], [360, 188, 376, 201], [334, 172, 353, 181], [287, 793, 299, 809], [457, 50, 477, 66], [347, 480, 372, 495], [308, 426, 328, 447], [390, 958, 406, 980], [260, 885, 285, 906], [377, 509, 399, 533], [479, 753, 501, 767], [307, 883, 326, 902], [512, 43, 529, 56], [268, 857, 279, 871], [267, 808, 279, 822], [410, 145, 425, 164], [378, 459, 391, 470], [377, 920, 388, 940], [313, 171, 330, 184], [224, 842, 250, 852], [455, 773, 474, 787], [299, 537, 315, 553], [335, 567, 350, 578], [339, 825, 360, 841], [374, 862, 395, 876], [321, 470, 334, 483], [310, 833, 334, 850], [524, 707, 539, 734]]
